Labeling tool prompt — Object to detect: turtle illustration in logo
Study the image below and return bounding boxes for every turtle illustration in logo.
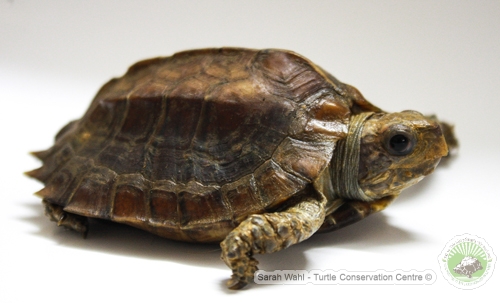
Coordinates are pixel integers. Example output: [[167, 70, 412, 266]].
[[453, 256, 483, 278]]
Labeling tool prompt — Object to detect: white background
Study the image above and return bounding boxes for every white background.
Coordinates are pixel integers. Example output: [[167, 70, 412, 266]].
[[1, 1, 498, 301]]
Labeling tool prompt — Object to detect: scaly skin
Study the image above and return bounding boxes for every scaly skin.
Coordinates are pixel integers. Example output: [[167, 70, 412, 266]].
[[220, 192, 326, 289]]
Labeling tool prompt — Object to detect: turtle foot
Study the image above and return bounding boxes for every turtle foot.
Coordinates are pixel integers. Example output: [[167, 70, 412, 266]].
[[220, 231, 259, 290], [43, 200, 89, 238], [225, 258, 259, 290]]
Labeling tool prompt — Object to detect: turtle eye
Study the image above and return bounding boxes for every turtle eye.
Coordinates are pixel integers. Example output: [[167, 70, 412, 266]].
[[384, 126, 416, 156]]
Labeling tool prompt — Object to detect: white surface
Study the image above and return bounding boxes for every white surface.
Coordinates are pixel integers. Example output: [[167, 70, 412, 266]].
[[1, 1, 499, 301]]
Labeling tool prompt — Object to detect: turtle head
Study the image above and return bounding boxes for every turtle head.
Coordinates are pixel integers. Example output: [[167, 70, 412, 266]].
[[357, 110, 448, 199]]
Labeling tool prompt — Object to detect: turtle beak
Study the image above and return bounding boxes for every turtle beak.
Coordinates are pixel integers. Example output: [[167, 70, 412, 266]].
[[430, 123, 449, 159], [423, 114, 457, 158], [409, 120, 449, 177], [419, 123, 448, 176]]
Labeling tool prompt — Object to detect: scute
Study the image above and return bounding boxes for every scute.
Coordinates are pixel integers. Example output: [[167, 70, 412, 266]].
[[29, 48, 357, 242]]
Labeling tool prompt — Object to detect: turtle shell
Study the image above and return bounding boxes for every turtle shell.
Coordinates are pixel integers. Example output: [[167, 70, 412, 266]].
[[28, 48, 376, 242]]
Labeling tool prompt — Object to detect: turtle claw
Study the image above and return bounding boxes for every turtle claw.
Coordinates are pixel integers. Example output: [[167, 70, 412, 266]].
[[223, 257, 258, 290], [43, 200, 89, 238], [58, 214, 88, 238], [227, 275, 248, 290], [226, 260, 258, 290], [221, 232, 259, 289]]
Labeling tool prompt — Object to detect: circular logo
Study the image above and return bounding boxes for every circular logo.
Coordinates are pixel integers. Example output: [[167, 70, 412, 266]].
[[438, 234, 496, 289]]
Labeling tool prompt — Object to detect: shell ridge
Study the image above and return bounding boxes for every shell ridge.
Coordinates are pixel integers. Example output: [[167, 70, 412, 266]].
[[140, 91, 169, 179], [187, 96, 208, 156], [186, 59, 231, 153], [186, 73, 242, 183], [91, 89, 132, 169], [143, 90, 175, 182]]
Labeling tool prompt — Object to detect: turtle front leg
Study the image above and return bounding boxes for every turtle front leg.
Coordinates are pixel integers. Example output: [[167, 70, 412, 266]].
[[43, 200, 89, 238], [220, 192, 327, 289], [318, 196, 395, 233]]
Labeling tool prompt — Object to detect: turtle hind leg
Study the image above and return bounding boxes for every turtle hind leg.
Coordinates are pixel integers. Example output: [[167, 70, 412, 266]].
[[43, 200, 89, 238]]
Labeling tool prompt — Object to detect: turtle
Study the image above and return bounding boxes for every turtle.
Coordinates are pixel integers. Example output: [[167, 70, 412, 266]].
[[26, 48, 455, 289]]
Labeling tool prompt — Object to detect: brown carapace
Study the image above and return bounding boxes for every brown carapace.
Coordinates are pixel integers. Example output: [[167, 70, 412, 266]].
[[27, 48, 454, 289]]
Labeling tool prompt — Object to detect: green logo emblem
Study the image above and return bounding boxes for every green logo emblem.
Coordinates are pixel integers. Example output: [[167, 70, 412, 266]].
[[438, 234, 496, 289]]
